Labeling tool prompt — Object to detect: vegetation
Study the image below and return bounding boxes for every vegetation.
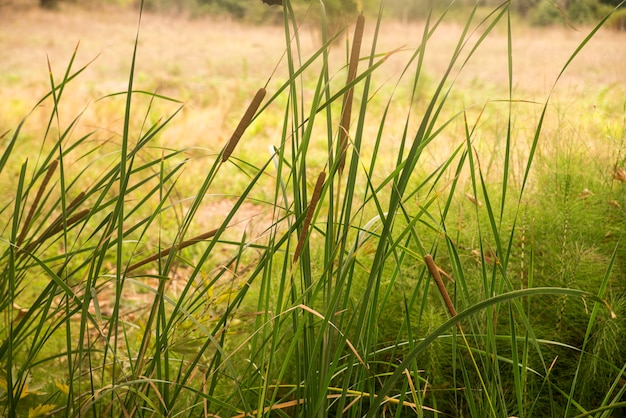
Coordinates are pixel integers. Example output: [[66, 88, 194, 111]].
[[26, 0, 626, 26], [1, 0, 625, 416]]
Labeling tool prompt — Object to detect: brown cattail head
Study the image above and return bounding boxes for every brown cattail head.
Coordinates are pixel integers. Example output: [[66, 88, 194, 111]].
[[22, 208, 91, 255], [17, 159, 59, 246], [350, 14, 365, 79], [424, 254, 461, 331], [293, 172, 326, 263], [338, 14, 365, 173], [222, 88, 266, 162], [66, 192, 86, 213]]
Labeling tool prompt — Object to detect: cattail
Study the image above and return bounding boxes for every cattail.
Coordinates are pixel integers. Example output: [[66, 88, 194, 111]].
[[424, 254, 461, 330], [222, 88, 266, 162], [127, 228, 219, 273], [338, 14, 365, 172], [293, 172, 326, 263], [17, 159, 59, 246], [23, 208, 91, 254], [43, 193, 86, 233], [66, 192, 86, 213]]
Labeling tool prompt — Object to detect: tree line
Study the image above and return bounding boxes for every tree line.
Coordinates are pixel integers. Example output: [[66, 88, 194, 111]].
[[35, 0, 624, 26]]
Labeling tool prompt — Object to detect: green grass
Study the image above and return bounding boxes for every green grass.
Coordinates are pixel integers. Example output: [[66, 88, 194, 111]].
[[1, 0, 626, 417]]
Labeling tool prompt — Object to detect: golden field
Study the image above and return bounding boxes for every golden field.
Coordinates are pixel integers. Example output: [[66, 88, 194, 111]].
[[1, 3, 625, 243], [1, 4, 626, 416], [1, 4, 624, 148]]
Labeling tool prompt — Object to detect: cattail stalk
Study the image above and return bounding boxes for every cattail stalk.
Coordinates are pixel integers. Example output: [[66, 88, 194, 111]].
[[293, 172, 326, 263], [338, 14, 365, 172], [65, 192, 86, 214], [17, 159, 59, 246], [424, 254, 461, 331], [222, 88, 266, 162], [127, 228, 219, 273], [22, 208, 91, 254]]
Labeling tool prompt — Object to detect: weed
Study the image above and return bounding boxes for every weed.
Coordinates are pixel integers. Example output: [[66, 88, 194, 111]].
[[1, 0, 625, 417]]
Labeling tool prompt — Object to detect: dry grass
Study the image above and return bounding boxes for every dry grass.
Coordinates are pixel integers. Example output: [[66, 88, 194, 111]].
[[2, 6, 624, 122], [1, 4, 625, 215], [1, 5, 625, 415]]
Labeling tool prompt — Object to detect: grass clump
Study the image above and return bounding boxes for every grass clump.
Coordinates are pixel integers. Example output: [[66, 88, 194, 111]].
[[1, 0, 625, 417]]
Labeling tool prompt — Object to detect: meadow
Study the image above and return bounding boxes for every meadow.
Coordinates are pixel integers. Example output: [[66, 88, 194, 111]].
[[1, 1, 626, 416]]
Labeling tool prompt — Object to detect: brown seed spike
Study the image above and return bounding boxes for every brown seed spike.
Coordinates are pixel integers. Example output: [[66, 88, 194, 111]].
[[222, 88, 266, 163], [66, 192, 86, 213], [261, 0, 282, 5], [293, 172, 326, 263], [17, 159, 59, 247], [338, 14, 365, 173], [424, 254, 461, 331], [23, 208, 91, 255]]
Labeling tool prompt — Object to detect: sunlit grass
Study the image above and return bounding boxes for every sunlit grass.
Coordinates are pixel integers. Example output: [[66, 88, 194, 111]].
[[1, 0, 626, 416]]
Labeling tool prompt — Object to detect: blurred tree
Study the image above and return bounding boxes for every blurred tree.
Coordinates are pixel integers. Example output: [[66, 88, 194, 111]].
[[197, 0, 245, 18], [514, 0, 541, 16], [383, 0, 435, 21], [320, 0, 357, 14], [565, 0, 609, 22], [598, 0, 623, 6], [40, 0, 58, 7]]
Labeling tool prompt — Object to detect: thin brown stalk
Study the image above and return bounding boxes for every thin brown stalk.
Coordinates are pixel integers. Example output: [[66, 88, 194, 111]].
[[293, 172, 326, 263], [44, 192, 86, 231], [338, 13, 364, 173], [222, 88, 266, 162], [126, 228, 219, 273], [66, 191, 86, 213], [424, 254, 461, 331], [23, 208, 91, 254], [230, 388, 429, 418], [202, 373, 209, 418], [20, 192, 86, 253], [403, 369, 420, 415], [17, 159, 59, 246]]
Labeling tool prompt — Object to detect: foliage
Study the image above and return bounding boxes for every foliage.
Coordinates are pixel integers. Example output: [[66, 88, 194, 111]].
[[31, 0, 624, 25], [39, 0, 58, 8], [566, 0, 613, 23], [600, 0, 625, 6], [606, 6, 626, 27], [529, 0, 564, 25], [528, 0, 613, 25], [1, 0, 625, 417]]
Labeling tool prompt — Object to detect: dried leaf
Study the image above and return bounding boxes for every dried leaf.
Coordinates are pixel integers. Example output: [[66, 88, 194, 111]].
[[29, 404, 57, 418], [470, 249, 497, 265], [608, 200, 622, 209], [612, 166, 626, 182], [465, 193, 482, 207], [578, 188, 593, 199]]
